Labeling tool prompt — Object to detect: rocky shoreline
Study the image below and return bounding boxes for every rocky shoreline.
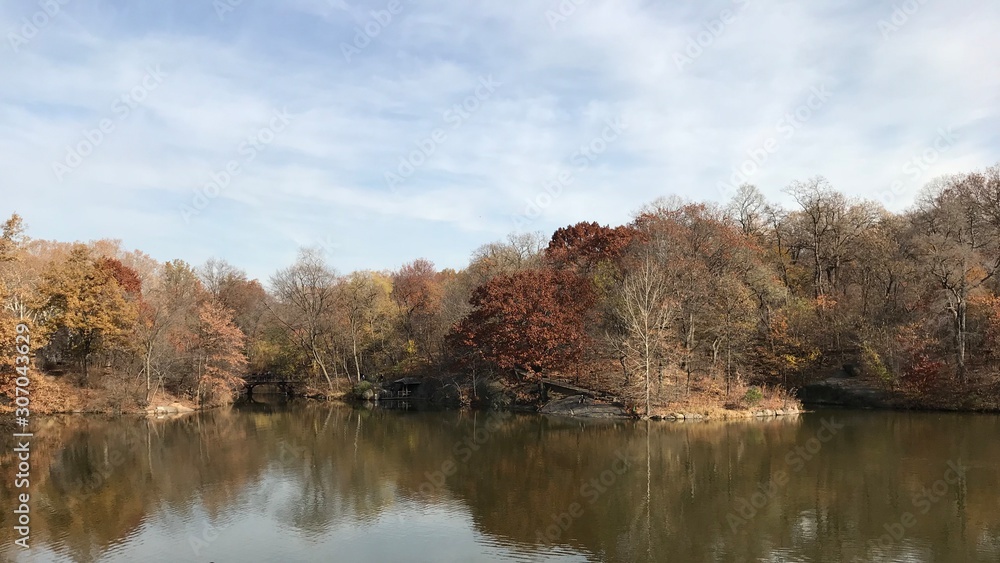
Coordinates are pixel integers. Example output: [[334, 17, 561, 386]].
[[533, 394, 803, 421], [145, 402, 197, 416], [648, 408, 803, 421]]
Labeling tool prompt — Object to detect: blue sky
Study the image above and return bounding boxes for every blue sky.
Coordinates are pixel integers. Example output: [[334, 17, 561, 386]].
[[2, 0, 998, 281]]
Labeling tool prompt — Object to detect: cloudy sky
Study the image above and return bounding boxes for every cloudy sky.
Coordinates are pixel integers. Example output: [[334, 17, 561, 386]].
[[2, 0, 998, 281]]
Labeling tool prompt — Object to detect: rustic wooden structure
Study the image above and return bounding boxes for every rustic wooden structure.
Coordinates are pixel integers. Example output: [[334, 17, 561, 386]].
[[378, 377, 422, 400]]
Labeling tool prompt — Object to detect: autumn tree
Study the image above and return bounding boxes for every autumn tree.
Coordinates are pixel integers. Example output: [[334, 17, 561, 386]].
[[910, 171, 1000, 381], [199, 258, 244, 298], [98, 257, 143, 297], [449, 269, 595, 377], [391, 259, 444, 366], [785, 178, 879, 298], [0, 214, 33, 401], [468, 232, 546, 285], [850, 213, 913, 324], [270, 249, 340, 391], [628, 200, 778, 400], [0, 214, 37, 325], [0, 214, 25, 264], [336, 271, 392, 380], [436, 269, 476, 360], [198, 259, 269, 368], [612, 247, 677, 415], [38, 245, 138, 380], [726, 184, 770, 238], [545, 221, 635, 272], [194, 300, 248, 405], [132, 260, 205, 401]]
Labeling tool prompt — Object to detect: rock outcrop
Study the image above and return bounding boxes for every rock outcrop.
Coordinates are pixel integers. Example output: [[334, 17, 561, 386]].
[[797, 375, 890, 408], [539, 395, 628, 418], [146, 402, 196, 416]]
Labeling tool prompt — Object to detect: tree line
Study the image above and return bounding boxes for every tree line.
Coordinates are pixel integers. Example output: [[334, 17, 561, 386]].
[[2, 163, 999, 412]]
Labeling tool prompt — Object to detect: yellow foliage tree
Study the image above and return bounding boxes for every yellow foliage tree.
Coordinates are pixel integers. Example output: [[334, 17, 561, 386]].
[[38, 245, 137, 380]]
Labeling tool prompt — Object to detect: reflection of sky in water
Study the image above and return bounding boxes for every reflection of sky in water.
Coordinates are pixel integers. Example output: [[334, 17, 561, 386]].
[[3, 407, 1000, 563], [8, 465, 589, 563]]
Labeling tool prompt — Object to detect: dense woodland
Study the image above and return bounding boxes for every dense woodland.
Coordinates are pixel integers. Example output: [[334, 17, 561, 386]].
[[2, 163, 1000, 414]]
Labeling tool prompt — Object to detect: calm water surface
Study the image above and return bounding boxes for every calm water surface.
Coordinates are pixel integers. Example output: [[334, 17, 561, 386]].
[[2, 401, 999, 562]]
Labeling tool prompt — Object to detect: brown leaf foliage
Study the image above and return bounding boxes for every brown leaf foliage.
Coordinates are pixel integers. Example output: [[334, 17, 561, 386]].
[[449, 269, 595, 375]]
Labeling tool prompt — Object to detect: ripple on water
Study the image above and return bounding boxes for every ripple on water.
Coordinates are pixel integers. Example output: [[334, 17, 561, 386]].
[[3, 407, 1000, 562]]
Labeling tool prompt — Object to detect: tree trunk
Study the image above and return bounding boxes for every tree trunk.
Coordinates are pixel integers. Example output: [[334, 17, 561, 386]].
[[813, 241, 823, 297], [341, 351, 355, 385], [81, 336, 92, 381], [956, 298, 967, 381], [644, 338, 651, 417], [711, 337, 721, 377], [726, 336, 732, 396], [352, 331, 362, 382], [313, 347, 336, 392], [196, 354, 204, 405], [685, 313, 695, 396], [144, 344, 154, 403]]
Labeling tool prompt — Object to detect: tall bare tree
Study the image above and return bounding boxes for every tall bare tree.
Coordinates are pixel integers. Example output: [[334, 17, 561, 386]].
[[785, 177, 878, 297], [270, 249, 340, 391], [911, 172, 1000, 380], [726, 183, 770, 238], [615, 248, 677, 416]]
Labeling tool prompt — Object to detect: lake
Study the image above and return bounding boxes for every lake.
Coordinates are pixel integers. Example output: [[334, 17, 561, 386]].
[[1, 401, 999, 562]]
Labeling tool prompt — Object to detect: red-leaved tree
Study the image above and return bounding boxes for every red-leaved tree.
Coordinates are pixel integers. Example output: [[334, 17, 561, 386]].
[[448, 269, 595, 377], [545, 222, 636, 271]]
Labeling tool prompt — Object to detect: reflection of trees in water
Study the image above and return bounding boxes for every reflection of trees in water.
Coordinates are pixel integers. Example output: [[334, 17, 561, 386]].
[[399, 412, 1000, 562], [2, 407, 1000, 562]]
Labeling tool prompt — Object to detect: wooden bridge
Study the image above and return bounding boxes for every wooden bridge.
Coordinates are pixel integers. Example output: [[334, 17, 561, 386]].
[[242, 373, 301, 397], [538, 377, 621, 404], [539, 377, 598, 397]]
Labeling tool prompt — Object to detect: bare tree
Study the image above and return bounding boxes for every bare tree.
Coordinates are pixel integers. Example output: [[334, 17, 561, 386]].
[[136, 260, 202, 402], [726, 183, 770, 237], [615, 248, 677, 416], [198, 258, 243, 298], [785, 177, 879, 297], [911, 171, 1000, 381], [270, 249, 340, 391], [338, 271, 384, 381], [468, 231, 546, 284]]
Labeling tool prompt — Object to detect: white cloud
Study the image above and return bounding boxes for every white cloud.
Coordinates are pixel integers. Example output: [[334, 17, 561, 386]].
[[1, 0, 997, 277]]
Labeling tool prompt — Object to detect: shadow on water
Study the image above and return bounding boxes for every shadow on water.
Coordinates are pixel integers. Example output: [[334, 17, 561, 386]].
[[1, 404, 999, 562]]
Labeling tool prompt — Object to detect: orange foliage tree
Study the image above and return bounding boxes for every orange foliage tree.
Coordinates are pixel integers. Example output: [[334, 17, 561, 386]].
[[448, 269, 595, 378], [38, 245, 138, 380], [392, 259, 444, 366], [195, 300, 247, 405]]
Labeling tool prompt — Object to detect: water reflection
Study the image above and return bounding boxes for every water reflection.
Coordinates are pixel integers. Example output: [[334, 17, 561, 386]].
[[1, 403, 999, 562]]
